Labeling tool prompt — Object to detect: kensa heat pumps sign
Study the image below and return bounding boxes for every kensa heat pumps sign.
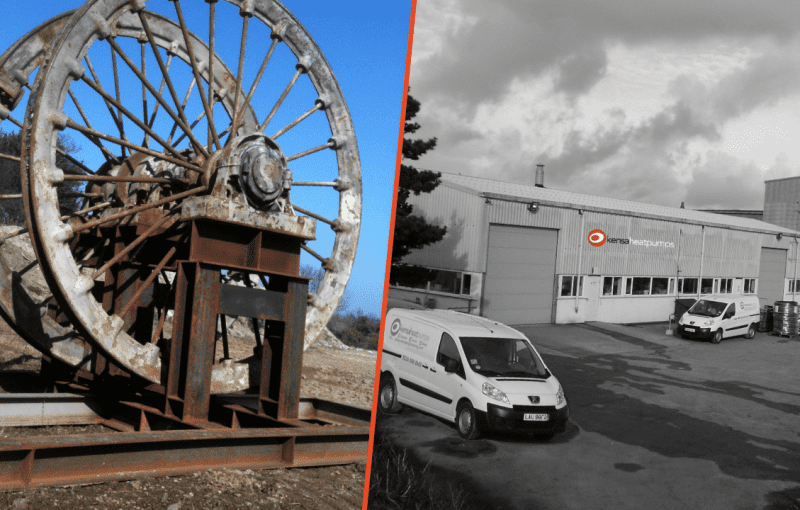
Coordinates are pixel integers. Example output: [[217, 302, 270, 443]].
[[588, 229, 675, 249]]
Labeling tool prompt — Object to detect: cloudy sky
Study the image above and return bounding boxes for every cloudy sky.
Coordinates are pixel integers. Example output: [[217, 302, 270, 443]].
[[408, 0, 800, 210]]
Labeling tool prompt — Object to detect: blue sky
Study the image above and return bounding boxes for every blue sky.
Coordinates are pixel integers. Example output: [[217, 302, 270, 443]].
[[1, 0, 411, 315]]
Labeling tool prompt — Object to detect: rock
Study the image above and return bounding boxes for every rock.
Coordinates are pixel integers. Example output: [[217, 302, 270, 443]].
[[11, 499, 30, 510]]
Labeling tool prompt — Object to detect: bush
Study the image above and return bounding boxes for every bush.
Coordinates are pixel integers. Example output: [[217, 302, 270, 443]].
[[327, 310, 380, 350]]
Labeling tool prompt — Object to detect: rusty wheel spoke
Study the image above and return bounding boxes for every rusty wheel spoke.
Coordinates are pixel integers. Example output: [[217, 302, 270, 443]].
[[270, 101, 322, 140], [171, 0, 221, 151], [257, 67, 304, 134], [286, 140, 337, 162]]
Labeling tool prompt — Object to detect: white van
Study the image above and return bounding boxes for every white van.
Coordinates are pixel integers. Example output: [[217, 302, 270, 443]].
[[378, 309, 569, 440], [676, 294, 760, 344]]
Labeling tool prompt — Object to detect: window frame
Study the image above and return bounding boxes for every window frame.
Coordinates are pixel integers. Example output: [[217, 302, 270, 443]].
[[678, 277, 699, 295], [390, 265, 474, 296], [602, 276, 623, 296], [559, 275, 584, 297]]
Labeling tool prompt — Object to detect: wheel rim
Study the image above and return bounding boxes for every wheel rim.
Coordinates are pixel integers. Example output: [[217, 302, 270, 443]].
[[380, 383, 394, 410], [0, 10, 95, 370], [458, 407, 472, 434], [21, 0, 361, 391]]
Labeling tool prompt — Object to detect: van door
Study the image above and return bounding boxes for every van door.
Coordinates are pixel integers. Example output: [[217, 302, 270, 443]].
[[427, 332, 466, 418], [721, 303, 746, 338]]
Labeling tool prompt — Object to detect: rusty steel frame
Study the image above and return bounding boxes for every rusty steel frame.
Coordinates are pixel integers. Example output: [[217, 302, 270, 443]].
[[0, 396, 370, 491]]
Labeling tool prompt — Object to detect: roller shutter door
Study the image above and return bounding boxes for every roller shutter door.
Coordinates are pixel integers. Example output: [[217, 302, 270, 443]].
[[758, 247, 786, 306], [483, 225, 558, 325]]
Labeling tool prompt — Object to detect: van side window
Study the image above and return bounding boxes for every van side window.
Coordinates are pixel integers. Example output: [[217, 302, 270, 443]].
[[437, 333, 460, 364], [724, 304, 735, 319], [437, 333, 465, 379]]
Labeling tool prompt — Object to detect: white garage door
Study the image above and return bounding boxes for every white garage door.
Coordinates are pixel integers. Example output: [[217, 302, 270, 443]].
[[758, 247, 787, 306], [483, 225, 558, 325]]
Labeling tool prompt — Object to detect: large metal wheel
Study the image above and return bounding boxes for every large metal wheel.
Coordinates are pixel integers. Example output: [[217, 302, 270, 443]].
[[21, 0, 361, 391], [0, 9, 254, 374]]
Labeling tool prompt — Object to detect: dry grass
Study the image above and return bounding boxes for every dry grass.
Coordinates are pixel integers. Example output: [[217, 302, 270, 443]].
[[367, 432, 470, 510]]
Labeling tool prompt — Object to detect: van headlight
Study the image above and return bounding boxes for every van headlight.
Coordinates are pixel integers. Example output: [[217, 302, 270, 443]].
[[556, 384, 565, 406], [701, 320, 714, 327], [482, 382, 510, 404]]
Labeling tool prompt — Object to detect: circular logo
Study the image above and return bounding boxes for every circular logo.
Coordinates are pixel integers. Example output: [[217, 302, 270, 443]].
[[390, 318, 402, 336], [588, 229, 606, 247]]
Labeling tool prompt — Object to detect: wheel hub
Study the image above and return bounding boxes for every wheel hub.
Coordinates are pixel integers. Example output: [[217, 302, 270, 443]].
[[221, 133, 290, 210]]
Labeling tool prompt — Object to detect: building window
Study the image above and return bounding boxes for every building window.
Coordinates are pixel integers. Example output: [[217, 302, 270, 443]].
[[719, 278, 733, 294], [604, 276, 674, 297], [652, 278, 670, 295], [603, 276, 623, 296], [430, 270, 461, 294], [701, 278, 714, 295], [631, 277, 651, 295], [679, 278, 698, 294], [743, 278, 756, 294], [560, 275, 584, 297], [390, 265, 472, 295]]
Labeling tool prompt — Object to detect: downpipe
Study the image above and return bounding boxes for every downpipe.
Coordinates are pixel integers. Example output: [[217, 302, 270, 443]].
[[576, 210, 584, 313]]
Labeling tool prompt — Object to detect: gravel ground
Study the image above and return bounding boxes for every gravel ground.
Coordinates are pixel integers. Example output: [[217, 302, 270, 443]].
[[0, 319, 378, 509]]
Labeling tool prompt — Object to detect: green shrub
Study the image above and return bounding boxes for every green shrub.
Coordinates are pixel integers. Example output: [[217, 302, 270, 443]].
[[327, 310, 380, 350]]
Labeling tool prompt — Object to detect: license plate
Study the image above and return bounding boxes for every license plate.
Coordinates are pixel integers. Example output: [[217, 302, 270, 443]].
[[523, 413, 549, 421], [685, 327, 695, 332]]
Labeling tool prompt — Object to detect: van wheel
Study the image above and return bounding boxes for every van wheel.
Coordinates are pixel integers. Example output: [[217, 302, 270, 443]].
[[746, 324, 756, 339], [377, 375, 402, 415], [711, 329, 722, 344], [456, 401, 481, 440]]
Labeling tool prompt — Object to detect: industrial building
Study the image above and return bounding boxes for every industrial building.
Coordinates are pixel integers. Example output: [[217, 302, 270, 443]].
[[389, 168, 800, 325]]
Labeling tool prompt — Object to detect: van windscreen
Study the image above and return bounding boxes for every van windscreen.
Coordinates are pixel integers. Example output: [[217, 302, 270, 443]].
[[688, 300, 726, 317], [459, 337, 549, 378]]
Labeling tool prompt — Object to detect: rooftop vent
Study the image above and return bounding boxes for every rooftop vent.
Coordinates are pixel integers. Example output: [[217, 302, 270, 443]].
[[535, 164, 545, 188]]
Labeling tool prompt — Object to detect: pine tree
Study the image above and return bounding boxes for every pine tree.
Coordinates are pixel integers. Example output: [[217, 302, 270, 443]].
[[391, 95, 446, 263]]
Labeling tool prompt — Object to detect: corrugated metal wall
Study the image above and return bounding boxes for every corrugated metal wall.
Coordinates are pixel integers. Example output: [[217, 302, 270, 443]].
[[560, 212, 764, 277], [405, 187, 795, 279], [764, 177, 800, 230], [402, 183, 487, 272]]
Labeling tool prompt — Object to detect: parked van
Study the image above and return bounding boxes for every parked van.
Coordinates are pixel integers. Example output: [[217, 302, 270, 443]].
[[378, 309, 569, 440], [676, 295, 760, 344]]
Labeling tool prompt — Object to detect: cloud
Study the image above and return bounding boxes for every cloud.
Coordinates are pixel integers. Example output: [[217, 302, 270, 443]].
[[412, 0, 800, 111], [682, 152, 762, 208], [553, 46, 609, 98], [670, 44, 800, 126]]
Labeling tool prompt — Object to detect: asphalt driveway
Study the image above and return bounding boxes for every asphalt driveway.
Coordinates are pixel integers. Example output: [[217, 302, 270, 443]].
[[372, 322, 800, 509]]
